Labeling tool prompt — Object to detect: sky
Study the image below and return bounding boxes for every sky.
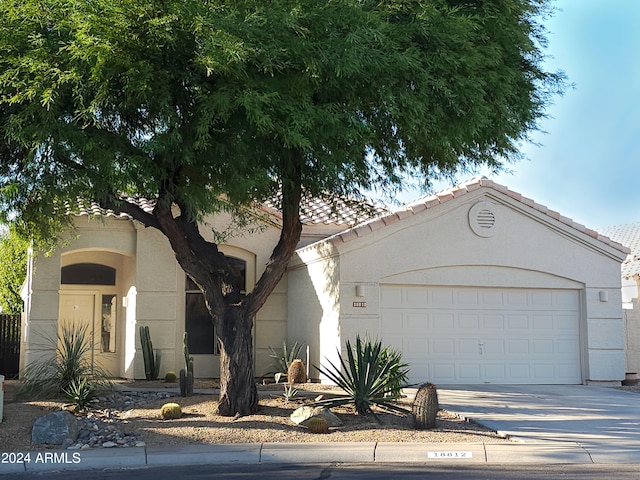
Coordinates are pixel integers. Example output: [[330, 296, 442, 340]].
[[396, 0, 640, 230]]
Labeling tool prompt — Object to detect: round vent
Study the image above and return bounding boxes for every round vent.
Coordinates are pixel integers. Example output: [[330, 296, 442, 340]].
[[476, 209, 496, 229], [469, 202, 499, 237]]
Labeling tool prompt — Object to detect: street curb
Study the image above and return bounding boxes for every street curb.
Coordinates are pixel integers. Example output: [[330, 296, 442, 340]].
[[0, 441, 597, 474]]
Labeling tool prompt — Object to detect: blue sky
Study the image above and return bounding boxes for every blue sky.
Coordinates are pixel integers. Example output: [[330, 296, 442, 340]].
[[398, 0, 640, 230]]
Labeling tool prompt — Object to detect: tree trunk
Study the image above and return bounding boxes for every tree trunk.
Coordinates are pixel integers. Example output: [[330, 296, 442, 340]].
[[216, 305, 258, 416]]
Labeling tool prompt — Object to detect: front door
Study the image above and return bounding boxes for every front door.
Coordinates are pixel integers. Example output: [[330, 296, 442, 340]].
[[59, 291, 119, 376]]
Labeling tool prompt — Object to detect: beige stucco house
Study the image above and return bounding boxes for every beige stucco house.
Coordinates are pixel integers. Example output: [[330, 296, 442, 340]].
[[20, 178, 630, 386]]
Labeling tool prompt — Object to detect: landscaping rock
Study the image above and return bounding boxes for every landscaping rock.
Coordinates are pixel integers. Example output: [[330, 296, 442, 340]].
[[290, 405, 343, 428], [32, 411, 79, 445]]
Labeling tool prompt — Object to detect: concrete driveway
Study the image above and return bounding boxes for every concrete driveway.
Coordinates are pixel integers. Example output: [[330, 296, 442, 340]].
[[438, 385, 640, 463]]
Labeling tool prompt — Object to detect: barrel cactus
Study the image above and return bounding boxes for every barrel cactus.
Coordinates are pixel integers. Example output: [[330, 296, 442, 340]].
[[160, 403, 182, 420], [307, 417, 329, 434], [287, 359, 307, 384], [412, 382, 439, 429], [165, 371, 177, 383]]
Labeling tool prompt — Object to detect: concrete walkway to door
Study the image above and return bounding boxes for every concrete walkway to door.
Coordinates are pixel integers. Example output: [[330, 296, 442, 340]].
[[438, 384, 640, 463]]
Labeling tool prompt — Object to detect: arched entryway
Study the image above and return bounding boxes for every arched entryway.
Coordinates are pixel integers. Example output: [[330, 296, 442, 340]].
[[59, 251, 133, 377]]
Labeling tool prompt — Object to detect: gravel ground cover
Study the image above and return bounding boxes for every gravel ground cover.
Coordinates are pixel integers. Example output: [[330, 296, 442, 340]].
[[1, 380, 506, 451]]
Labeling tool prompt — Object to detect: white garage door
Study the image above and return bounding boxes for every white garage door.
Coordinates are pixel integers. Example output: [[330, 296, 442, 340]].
[[380, 285, 582, 385]]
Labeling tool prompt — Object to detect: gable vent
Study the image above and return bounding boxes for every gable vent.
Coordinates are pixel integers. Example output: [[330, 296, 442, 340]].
[[477, 209, 496, 229], [469, 201, 499, 237]]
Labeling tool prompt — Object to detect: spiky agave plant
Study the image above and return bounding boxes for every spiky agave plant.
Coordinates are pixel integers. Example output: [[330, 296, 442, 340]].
[[19, 321, 111, 399], [313, 335, 410, 417]]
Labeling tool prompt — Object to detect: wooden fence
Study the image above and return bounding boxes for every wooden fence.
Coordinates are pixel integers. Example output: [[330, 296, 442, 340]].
[[0, 313, 21, 378]]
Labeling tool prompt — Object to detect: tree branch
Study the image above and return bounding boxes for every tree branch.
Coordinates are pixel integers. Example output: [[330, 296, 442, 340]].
[[246, 173, 303, 317]]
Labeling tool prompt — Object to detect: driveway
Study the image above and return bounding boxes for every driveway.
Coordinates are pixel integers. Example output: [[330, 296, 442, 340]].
[[438, 385, 640, 463]]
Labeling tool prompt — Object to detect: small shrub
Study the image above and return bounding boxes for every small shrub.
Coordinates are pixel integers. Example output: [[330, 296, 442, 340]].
[[165, 371, 177, 383], [378, 346, 409, 399], [307, 417, 329, 434], [161, 403, 182, 419]]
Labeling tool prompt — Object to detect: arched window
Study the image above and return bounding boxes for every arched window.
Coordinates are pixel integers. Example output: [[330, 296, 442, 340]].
[[61, 263, 116, 285]]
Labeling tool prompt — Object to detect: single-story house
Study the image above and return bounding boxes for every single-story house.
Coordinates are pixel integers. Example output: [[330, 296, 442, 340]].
[[20, 178, 630, 386]]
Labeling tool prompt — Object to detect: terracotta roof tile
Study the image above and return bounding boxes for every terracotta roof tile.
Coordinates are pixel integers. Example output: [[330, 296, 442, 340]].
[[72, 193, 388, 227], [264, 193, 388, 226]]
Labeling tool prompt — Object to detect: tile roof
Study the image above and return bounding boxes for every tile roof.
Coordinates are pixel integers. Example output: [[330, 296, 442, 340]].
[[598, 222, 640, 278], [71, 193, 388, 227], [316, 177, 630, 256], [264, 193, 388, 227]]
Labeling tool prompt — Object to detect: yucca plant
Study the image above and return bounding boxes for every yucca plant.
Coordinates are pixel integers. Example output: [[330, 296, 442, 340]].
[[19, 322, 112, 399], [268, 340, 304, 383], [63, 377, 97, 411], [313, 335, 410, 417]]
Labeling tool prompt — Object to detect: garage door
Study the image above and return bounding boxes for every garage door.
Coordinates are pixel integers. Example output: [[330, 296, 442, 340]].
[[380, 285, 582, 385]]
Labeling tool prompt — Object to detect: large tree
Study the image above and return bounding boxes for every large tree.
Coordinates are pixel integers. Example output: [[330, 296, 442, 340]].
[[0, 225, 28, 314], [0, 0, 564, 415]]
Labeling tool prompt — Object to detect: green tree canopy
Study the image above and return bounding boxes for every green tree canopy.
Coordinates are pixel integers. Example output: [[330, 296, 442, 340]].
[[0, 225, 28, 314], [0, 0, 565, 414]]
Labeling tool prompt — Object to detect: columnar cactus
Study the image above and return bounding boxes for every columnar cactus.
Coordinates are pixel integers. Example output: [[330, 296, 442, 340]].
[[179, 332, 195, 397], [412, 382, 439, 429], [140, 325, 161, 380]]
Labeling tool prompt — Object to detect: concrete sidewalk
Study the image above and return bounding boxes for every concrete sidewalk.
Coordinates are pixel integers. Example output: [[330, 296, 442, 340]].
[[0, 441, 597, 474]]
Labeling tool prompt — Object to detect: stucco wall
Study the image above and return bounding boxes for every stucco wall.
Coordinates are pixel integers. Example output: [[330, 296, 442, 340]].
[[291, 189, 627, 384]]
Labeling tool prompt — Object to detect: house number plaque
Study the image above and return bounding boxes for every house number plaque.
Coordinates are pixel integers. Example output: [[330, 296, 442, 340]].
[[352, 301, 367, 308], [428, 451, 473, 459]]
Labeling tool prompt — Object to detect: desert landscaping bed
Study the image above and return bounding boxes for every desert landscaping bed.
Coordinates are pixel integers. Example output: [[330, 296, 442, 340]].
[[1, 380, 506, 451]]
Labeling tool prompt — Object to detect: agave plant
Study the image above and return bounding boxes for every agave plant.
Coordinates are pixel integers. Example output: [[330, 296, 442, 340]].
[[314, 335, 410, 416], [19, 321, 112, 399]]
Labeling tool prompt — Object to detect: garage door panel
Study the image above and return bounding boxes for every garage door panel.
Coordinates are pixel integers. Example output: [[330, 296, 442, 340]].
[[507, 314, 529, 329], [406, 313, 428, 330], [380, 285, 582, 385], [483, 339, 505, 355], [458, 314, 480, 329], [430, 312, 453, 329], [484, 364, 507, 381], [457, 364, 482, 381], [483, 315, 505, 329], [508, 339, 530, 353], [433, 339, 455, 354]]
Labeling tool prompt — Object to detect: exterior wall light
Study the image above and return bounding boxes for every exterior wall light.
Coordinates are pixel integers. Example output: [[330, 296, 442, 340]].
[[355, 285, 366, 298]]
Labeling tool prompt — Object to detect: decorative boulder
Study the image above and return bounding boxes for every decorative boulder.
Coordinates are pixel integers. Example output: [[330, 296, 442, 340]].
[[32, 411, 79, 445], [290, 405, 342, 428]]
